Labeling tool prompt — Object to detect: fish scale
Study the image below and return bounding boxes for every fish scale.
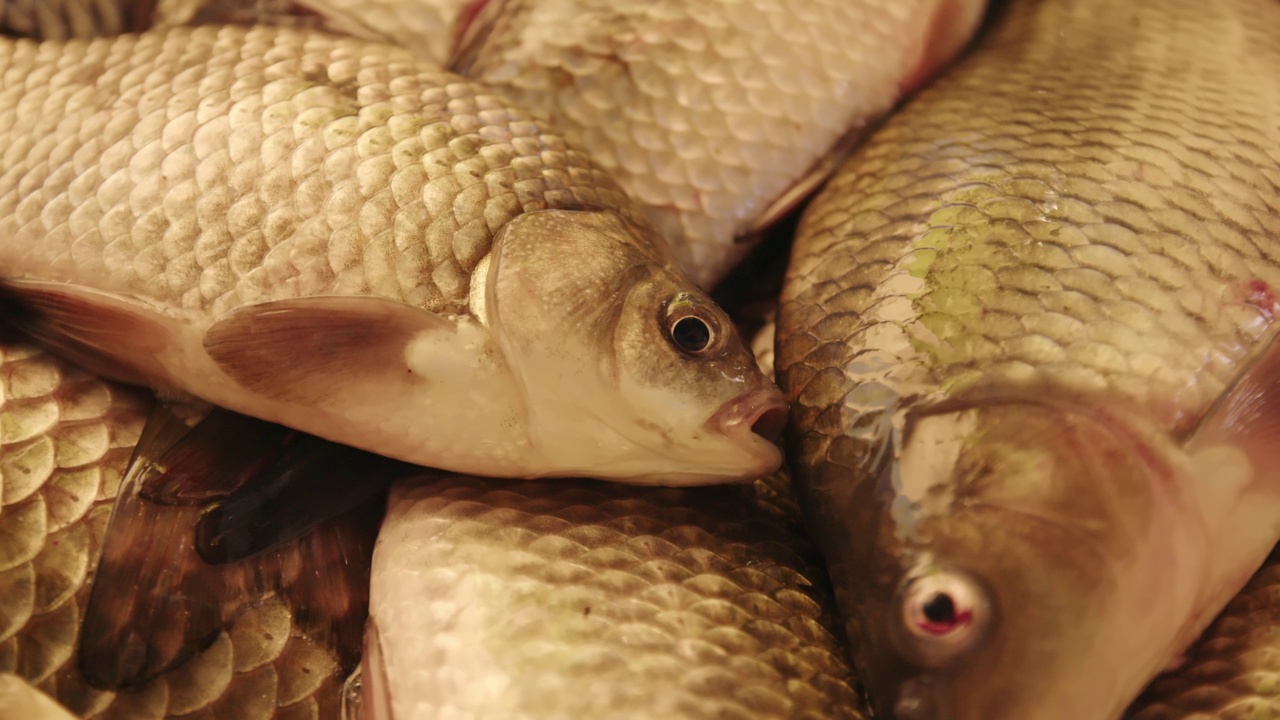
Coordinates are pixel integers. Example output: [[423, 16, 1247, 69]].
[[0, 23, 638, 319]]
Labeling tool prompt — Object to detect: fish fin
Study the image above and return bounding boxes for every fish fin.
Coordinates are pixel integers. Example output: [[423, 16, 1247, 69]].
[[202, 296, 454, 405], [195, 429, 409, 564], [354, 616, 395, 720], [79, 405, 383, 689], [1187, 332, 1280, 462], [447, 0, 509, 73], [0, 279, 175, 388], [739, 124, 871, 240]]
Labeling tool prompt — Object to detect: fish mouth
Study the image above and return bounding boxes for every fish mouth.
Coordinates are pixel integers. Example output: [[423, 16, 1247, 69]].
[[710, 388, 790, 447]]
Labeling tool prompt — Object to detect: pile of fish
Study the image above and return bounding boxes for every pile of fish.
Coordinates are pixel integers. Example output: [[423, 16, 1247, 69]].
[[4, 0, 1280, 718]]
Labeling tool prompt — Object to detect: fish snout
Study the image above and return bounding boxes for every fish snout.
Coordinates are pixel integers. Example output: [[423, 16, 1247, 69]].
[[712, 388, 789, 443], [706, 388, 789, 476]]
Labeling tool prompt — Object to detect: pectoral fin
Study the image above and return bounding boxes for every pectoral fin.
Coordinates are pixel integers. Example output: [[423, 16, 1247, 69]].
[[1187, 331, 1280, 465], [203, 296, 456, 406], [80, 404, 382, 690], [195, 419, 412, 564], [0, 279, 176, 388]]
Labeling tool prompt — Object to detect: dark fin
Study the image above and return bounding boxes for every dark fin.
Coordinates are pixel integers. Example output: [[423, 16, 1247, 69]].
[[0, 0, 150, 39], [1187, 331, 1280, 462], [740, 124, 871, 240], [447, 0, 509, 73], [0, 280, 174, 388], [202, 296, 454, 405], [139, 410, 296, 506], [195, 432, 411, 564], [125, 0, 159, 33], [79, 405, 387, 690]]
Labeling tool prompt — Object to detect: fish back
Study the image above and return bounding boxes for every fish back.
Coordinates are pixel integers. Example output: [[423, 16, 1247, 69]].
[[0, 23, 639, 320]]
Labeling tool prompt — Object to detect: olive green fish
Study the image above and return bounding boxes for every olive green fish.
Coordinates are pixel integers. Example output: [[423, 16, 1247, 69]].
[[777, 0, 1280, 717]]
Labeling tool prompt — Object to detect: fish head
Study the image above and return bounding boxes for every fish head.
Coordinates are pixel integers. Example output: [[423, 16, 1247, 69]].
[[804, 398, 1195, 720], [485, 208, 787, 484]]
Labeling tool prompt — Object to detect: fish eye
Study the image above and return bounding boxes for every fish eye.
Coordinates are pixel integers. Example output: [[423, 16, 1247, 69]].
[[663, 294, 724, 358], [897, 569, 991, 667]]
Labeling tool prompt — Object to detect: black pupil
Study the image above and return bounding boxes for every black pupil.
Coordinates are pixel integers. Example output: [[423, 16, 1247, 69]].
[[672, 316, 712, 352], [922, 593, 956, 624]]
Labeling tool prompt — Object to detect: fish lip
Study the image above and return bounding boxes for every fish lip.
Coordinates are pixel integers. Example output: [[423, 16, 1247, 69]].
[[708, 388, 789, 473]]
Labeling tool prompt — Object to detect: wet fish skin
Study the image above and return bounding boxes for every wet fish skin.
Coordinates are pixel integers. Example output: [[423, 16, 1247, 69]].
[[0, 341, 351, 719], [0, 23, 785, 486], [776, 0, 1280, 718], [449, 0, 989, 289], [356, 468, 868, 720]]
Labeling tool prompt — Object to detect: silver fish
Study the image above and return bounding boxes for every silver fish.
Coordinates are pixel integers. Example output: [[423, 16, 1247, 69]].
[[448, 0, 991, 288], [777, 0, 1280, 717], [0, 23, 785, 486], [354, 468, 867, 720]]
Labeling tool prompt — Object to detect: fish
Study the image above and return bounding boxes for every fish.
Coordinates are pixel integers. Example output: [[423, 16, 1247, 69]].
[[0, 340, 359, 719], [0, 330, 870, 719], [351, 467, 868, 720], [775, 0, 1280, 717], [447, 0, 990, 288], [0, 22, 787, 487]]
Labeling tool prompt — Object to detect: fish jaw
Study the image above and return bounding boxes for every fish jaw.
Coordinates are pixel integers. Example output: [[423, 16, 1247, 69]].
[[794, 398, 1253, 720]]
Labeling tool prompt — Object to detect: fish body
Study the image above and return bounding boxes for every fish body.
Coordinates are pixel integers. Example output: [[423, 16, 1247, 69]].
[[449, 0, 989, 288], [0, 335, 864, 719], [777, 0, 1280, 717], [356, 468, 866, 720], [0, 23, 785, 486]]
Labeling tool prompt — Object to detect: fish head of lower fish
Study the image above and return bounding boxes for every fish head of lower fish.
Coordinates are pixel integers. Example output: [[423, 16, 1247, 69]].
[[485, 208, 787, 485], [801, 397, 1210, 720]]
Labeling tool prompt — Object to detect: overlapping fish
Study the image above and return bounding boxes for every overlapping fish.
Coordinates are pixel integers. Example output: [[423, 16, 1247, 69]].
[[0, 20, 785, 487], [777, 0, 1280, 717], [0, 340, 360, 718], [448, 0, 990, 288], [0, 334, 874, 720]]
